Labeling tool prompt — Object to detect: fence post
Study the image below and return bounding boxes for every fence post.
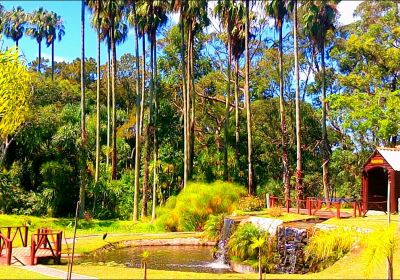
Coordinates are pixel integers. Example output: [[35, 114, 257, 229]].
[[336, 202, 340, 219], [23, 226, 28, 247], [6, 240, 12, 265], [353, 202, 356, 218], [30, 236, 35, 265], [307, 198, 312, 216], [266, 193, 270, 209], [286, 199, 290, 213]]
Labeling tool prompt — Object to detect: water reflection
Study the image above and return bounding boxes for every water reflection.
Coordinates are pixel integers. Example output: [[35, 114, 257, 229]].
[[81, 245, 232, 273]]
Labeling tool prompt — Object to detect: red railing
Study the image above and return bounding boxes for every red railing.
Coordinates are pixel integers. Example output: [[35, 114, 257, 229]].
[[0, 233, 12, 265], [0, 226, 28, 247], [269, 196, 364, 219], [30, 229, 62, 265]]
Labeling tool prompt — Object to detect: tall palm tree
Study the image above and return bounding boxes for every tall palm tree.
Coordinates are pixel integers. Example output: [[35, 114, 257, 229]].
[[303, 0, 339, 204], [26, 8, 47, 72], [137, 0, 168, 218], [3, 6, 26, 48], [244, 0, 254, 194], [101, 0, 128, 180], [87, 0, 102, 182], [80, 0, 87, 216], [215, 0, 234, 181], [127, 0, 142, 222], [44, 11, 65, 80], [267, 0, 291, 201]]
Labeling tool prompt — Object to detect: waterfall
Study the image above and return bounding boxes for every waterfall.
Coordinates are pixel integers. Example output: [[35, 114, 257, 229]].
[[209, 218, 234, 269]]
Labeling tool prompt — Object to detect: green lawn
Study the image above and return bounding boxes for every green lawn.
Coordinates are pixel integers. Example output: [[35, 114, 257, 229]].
[[323, 214, 399, 230], [0, 267, 53, 279]]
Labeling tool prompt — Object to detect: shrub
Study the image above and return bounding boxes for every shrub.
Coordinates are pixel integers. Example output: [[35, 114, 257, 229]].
[[305, 228, 358, 271], [267, 206, 282, 217], [203, 214, 224, 241], [156, 181, 246, 231], [237, 196, 265, 212], [228, 223, 267, 260]]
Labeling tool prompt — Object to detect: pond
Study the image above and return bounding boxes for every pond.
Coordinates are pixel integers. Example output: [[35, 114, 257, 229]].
[[80, 245, 232, 273]]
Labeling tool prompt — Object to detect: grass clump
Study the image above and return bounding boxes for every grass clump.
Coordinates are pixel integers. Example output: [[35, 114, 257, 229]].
[[237, 196, 265, 212], [156, 181, 246, 232], [305, 228, 358, 272], [203, 214, 224, 241]]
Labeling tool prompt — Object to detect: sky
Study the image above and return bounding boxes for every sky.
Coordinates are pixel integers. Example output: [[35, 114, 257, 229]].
[[0, 1, 362, 65]]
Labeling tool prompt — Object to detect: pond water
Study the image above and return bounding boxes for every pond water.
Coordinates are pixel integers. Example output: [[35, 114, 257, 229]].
[[81, 245, 232, 273]]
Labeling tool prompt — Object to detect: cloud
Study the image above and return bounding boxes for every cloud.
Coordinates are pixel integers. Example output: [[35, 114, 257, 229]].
[[42, 53, 69, 63], [337, 1, 361, 25]]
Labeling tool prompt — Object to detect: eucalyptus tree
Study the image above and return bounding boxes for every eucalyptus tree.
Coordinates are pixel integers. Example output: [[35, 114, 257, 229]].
[[3, 6, 26, 48], [303, 0, 339, 203], [267, 0, 291, 201], [214, 0, 234, 181], [44, 11, 65, 80], [26, 8, 47, 72], [291, 0, 303, 200], [230, 2, 245, 162], [244, 0, 254, 194]]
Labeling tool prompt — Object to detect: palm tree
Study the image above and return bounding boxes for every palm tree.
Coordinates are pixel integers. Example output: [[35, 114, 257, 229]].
[[137, 0, 168, 218], [215, 0, 234, 181], [44, 11, 65, 80], [267, 0, 291, 201], [303, 0, 339, 204], [87, 0, 102, 182], [80, 0, 87, 216], [3, 6, 26, 48], [244, 0, 254, 194], [127, 0, 142, 222], [251, 237, 266, 280], [26, 8, 47, 72]]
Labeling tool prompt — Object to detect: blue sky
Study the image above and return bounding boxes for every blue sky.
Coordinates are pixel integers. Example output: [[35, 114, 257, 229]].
[[1, 1, 361, 65]]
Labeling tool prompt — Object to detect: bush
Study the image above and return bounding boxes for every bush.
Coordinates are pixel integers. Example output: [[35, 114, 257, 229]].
[[305, 228, 358, 272], [203, 214, 224, 241], [266, 206, 282, 217], [156, 181, 246, 231], [237, 196, 265, 212]]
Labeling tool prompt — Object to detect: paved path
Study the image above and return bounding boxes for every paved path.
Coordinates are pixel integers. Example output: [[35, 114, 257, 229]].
[[20, 265, 97, 279]]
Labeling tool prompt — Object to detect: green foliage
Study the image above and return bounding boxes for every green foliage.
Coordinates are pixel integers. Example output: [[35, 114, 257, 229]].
[[305, 228, 358, 272], [156, 181, 245, 232], [361, 225, 397, 278], [237, 196, 264, 212], [203, 214, 224, 241], [0, 47, 31, 140]]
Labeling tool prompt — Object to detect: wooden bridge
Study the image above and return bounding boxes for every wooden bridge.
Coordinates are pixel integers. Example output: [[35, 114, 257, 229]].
[[269, 196, 364, 219], [0, 227, 62, 266]]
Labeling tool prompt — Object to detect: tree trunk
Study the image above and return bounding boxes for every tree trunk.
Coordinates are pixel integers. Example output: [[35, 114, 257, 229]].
[[181, 9, 188, 188], [189, 30, 195, 180], [16, 40, 19, 49], [95, 4, 101, 183], [234, 57, 240, 162], [245, 0, 254, 195], [51, 41, 54, 81], [140, 32, 146, 136], [279, 23, 290, 201], [224, 35, 232, 181], [321, 41, 330, 205], [186, 29, 192, 181], [152, 35, 158, 222], [79, 0, 86, 216], [294, 0, 303, 200], [38, 40, 42, 73], [107, 45, 111, 167], [111, 24, 117, 180], [133, 2, 141, 222], [142, 34, 155, 218]]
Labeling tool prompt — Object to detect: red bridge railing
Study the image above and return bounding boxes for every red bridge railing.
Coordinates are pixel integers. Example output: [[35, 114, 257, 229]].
[[0, 233, 12, 265], [30, 228, 62, 265], [269, 196, 364, 219]]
